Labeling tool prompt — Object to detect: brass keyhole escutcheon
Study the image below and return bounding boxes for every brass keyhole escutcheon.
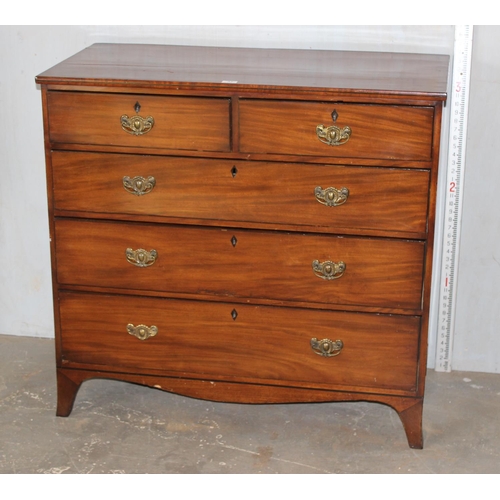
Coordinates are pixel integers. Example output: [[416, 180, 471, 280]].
[[316, 108, 351, 147]]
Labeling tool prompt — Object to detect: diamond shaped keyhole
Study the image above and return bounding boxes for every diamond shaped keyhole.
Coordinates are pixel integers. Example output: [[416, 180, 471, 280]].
[[231, 166, 238, 178], [231, 309, 238, 321], [231, 235, 237, 247], [134, 101, 141, 113]]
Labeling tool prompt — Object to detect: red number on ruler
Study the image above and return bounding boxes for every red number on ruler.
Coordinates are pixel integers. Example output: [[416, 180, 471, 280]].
[[450, 181, 456, 193]]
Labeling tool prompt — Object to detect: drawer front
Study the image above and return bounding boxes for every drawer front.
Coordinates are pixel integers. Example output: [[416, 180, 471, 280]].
[[59, 292, 420, 393], [239, 100, 434, 160], [52, 152, 430, 235], [55, 220, 425, 310], [47, 91, 231, 152]]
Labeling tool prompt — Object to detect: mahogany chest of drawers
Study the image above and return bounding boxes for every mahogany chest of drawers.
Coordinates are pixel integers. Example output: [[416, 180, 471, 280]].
[[36, 43, 448, 448]]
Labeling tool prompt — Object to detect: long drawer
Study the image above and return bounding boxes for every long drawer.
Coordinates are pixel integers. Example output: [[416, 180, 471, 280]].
[[55, 219, 425, 310], [47, 91, 231, 152], [52, 151, 430, 235], [239, 100, 434, 160], [59, 292, 420, 393]]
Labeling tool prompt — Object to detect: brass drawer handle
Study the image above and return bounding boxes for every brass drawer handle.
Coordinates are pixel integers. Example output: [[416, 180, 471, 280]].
[[127, 323, 158, 341], [311, 338, 343, 357], [316, 124, 351, 146], [126, 248, 158, 267], [123, 175, 156, 196], [120, 114, 154, 135], [315, 186, 349, 207], [312, 260, 346, 280]]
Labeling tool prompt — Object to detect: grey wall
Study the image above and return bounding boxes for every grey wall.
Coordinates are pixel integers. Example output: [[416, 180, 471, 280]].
[[452, 26, 500, 373], [3, 25, 496, 374]]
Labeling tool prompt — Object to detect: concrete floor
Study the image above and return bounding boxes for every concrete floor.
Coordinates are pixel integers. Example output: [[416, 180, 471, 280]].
[[1, 334, 499, 474]]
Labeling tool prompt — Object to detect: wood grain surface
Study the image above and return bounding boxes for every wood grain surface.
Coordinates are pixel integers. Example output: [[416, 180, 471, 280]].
[[51, 151, 430, 236], [36, 43, 449, 99], [54, 219, 425, 310], [47, 91, 231, 151], [59, 292, 420, 393]]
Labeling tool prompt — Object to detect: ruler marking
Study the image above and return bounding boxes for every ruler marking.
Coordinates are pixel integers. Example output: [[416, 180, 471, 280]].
[[435, 25, 473, 372]]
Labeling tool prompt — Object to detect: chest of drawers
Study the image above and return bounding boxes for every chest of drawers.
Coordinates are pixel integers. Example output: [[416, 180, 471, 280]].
[[36, 44, 448, 448]]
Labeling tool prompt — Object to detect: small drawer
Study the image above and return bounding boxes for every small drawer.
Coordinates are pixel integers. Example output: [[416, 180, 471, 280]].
[[239, 100, 434, 160], [55, 220, 425, 310], [47, 91, 230, 152], [52, 151, 430, 235], [59, 292, 420, 393]]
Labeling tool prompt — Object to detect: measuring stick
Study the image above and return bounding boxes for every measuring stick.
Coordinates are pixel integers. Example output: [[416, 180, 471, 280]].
[[435, 25, 473, 372]]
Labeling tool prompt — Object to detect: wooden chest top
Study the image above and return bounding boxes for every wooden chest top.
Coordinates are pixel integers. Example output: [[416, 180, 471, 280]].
[[36, 43, 449, 99]]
